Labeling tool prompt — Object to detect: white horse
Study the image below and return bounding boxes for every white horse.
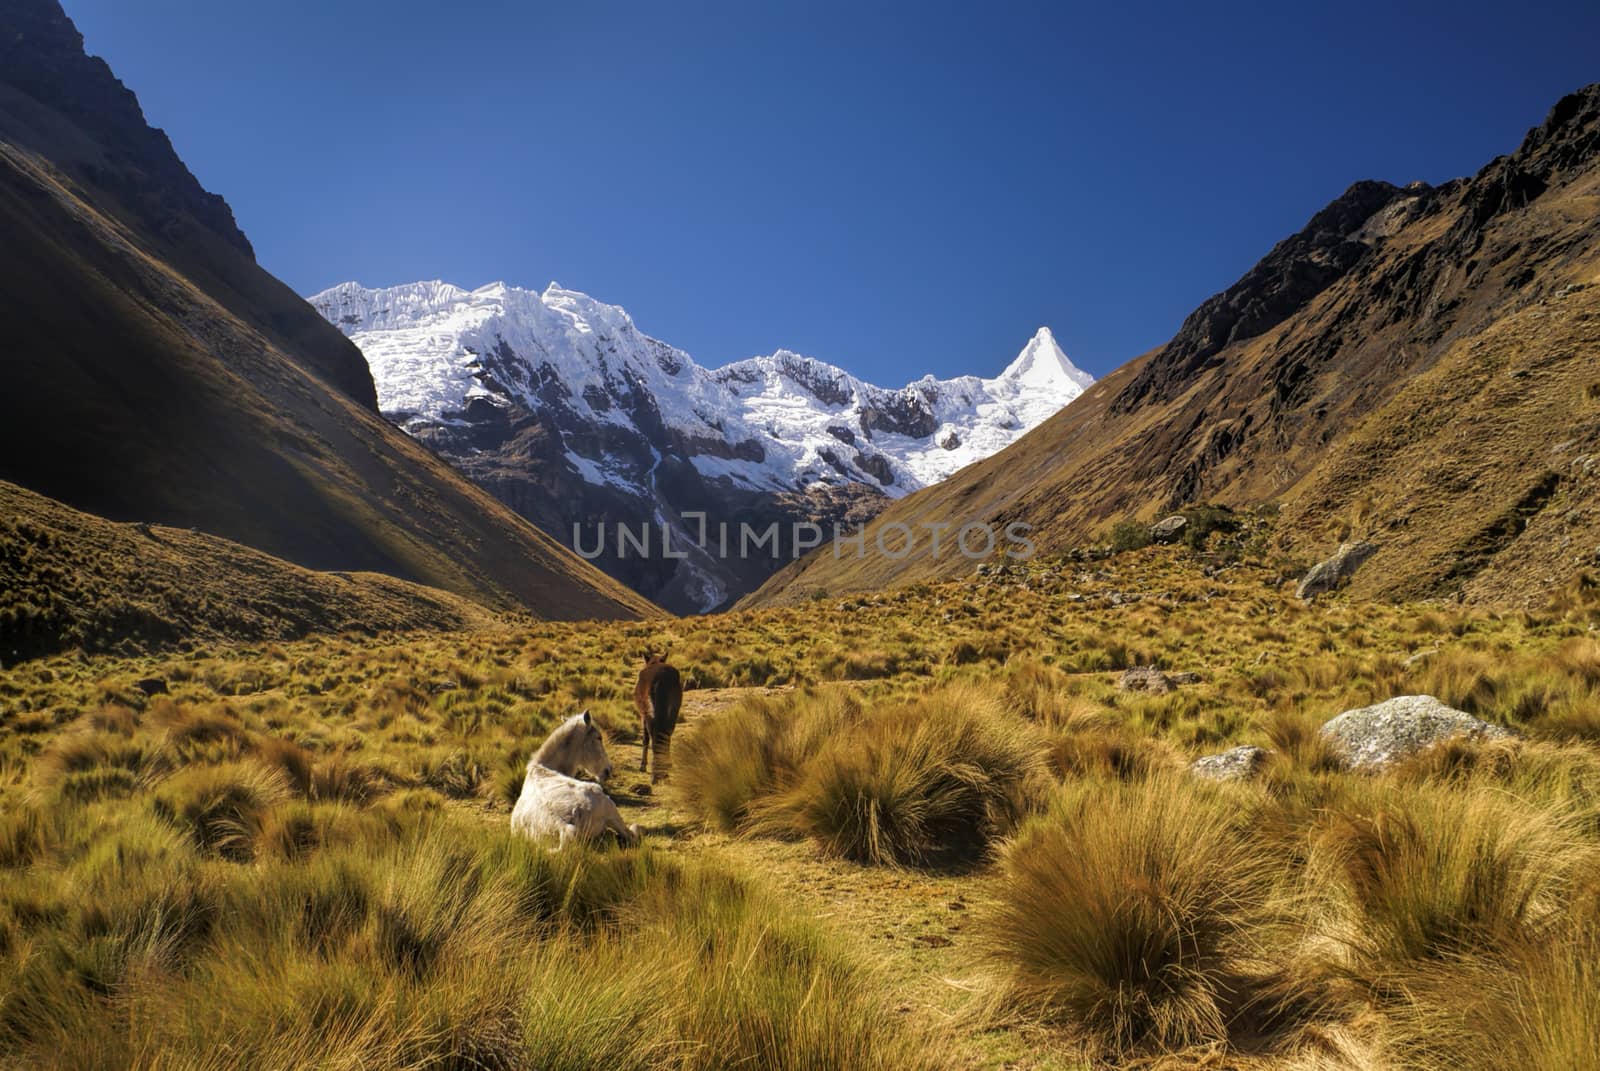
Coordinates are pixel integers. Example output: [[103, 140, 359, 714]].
[[510, 711, 640, 848]]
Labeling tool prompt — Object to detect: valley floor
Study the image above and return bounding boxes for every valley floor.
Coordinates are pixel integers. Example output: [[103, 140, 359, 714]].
[[4, 545, 1599, 1068]]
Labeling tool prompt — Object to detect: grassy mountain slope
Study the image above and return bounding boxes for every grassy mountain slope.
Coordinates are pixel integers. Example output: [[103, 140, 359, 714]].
[[0, 480, 504, 662], [0, 1, 657, 622], [745, 85, 1600, 608]]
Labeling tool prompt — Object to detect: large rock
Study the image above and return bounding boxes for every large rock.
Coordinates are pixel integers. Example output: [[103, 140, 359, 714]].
[[1296, 541, 1378, 599], [1191, 745, 1271, 782], [1318, 695, 1513, 771], [1150, 515, 1188, 543]]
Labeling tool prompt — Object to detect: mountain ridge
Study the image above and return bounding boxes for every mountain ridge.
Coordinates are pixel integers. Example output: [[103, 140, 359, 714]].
[[310, 278, 1091, 611], [744, 83, 1600, 609]]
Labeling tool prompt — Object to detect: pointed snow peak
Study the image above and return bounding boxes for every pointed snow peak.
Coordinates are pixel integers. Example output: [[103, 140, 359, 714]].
[[999, 326, 1094, 393], [541, 282, 634, 331]]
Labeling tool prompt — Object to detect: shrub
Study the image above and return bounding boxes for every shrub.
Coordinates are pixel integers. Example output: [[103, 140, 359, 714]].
[[1180, 503, 1240, 552], [1109, 519, 1152, 554], [982, 775, 1283, 1057]]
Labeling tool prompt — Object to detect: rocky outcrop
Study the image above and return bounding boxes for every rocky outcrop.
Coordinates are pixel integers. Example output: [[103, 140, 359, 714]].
[[1150, 515, 1188, 543], [1296, 541, 1378, 599], [1191, 745, 1271, 782], [1318, 695, 1512, 771], [1113, 180, 1412, 414]]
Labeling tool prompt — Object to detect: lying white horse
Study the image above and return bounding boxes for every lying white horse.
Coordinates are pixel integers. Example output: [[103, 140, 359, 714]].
[[510, 710, 639, 848]]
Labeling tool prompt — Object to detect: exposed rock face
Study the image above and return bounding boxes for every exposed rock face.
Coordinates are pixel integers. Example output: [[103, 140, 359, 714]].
[[1191, 745, 1271, 782], [1150, 515, 1188, 543], [1296, 541, 1379, 599], [0, 0, 654, 622], [1319, 695, 1513, 771], [1113, 180, 1412, 414]]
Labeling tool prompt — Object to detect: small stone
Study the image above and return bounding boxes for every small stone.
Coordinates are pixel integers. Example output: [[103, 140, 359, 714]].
[[1119, 666, 1173, 694], [1190, 745, 1271, 782]]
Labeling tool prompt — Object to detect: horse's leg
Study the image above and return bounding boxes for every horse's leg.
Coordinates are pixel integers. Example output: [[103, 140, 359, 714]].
[[640, 719, 651, 771], [651, 733, 671, 785], [599, 799, 639, 846]]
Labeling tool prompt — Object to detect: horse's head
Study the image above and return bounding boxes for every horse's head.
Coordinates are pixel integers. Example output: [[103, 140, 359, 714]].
[[535, 710, 615, 782], [572, 710, 614, 782], [643, 649, 668, 666]]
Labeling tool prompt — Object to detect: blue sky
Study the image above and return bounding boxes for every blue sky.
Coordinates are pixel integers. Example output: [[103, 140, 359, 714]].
[[65, 0, 1600, 384]]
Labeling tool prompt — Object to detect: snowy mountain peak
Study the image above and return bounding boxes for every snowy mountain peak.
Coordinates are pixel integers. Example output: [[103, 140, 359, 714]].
[[999, 326, 1095, 395], [308, 279, 1092, 610], [308, 279, 1093, 495]]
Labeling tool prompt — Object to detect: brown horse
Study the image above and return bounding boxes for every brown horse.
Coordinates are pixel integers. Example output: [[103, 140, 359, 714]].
[[634, 652, 682, 783]]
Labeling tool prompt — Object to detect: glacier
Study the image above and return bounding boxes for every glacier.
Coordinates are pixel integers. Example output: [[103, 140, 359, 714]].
[[309, 279, 1091, 498]]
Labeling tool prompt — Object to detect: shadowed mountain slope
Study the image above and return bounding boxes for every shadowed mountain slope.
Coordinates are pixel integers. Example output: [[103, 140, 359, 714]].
[[745, 85, 1600, 609], [0, 0, 657, 622]]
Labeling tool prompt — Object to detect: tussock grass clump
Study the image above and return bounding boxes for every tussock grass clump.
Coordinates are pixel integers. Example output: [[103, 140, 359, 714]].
[[33, 730, 167, 788], [677, 685, 1046, 866], [1305, 780, 1592, 995], [0, 810, 953, 1071], [149, 760, 291, 861], [982, 775, 1283, 1057], [672, 687, 864, 832], [1376, 929, 1600, 1071], [758, 688, 1047, 866], [1045, 727, 1180, 781]]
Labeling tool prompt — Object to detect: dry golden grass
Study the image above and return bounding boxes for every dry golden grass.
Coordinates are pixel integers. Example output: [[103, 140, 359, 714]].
[[4, 545, 1600, 1067]]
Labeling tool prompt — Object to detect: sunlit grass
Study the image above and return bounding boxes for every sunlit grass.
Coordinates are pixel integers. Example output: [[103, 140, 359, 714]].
[[4, 545, 1600, 1065]]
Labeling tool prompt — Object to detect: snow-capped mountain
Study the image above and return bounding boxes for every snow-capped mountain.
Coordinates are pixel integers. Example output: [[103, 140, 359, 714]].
[[309, 280, 1090, 611]]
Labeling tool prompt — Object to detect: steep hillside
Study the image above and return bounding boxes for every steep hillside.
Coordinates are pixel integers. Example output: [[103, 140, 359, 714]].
[[745, 85, 1600, 608], [0, 0, 374, 407], [310, 280, 1090, 611], [0, 480, 501, 662], [0, 0, 657, 622]]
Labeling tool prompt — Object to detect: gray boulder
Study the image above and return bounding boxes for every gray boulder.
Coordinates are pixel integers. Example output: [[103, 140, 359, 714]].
[[1296, 541, 1378, 599], [1318, 694, 1513, 771], [1118, 666, 1174, 694], [1150, 515, 1188, 543], [1190, 745, 1271, 782]]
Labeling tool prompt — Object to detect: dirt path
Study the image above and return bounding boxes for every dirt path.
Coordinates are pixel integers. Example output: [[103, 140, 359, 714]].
[[599, 687, 1078, 1071]]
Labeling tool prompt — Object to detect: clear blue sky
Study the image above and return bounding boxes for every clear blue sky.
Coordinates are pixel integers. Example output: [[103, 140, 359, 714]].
[[63, 0, 1600, 384]]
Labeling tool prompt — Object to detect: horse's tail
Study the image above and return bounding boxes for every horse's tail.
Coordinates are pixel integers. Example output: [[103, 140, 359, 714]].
[[650, 666, 682, 736], [648, 666, 682, 783]]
